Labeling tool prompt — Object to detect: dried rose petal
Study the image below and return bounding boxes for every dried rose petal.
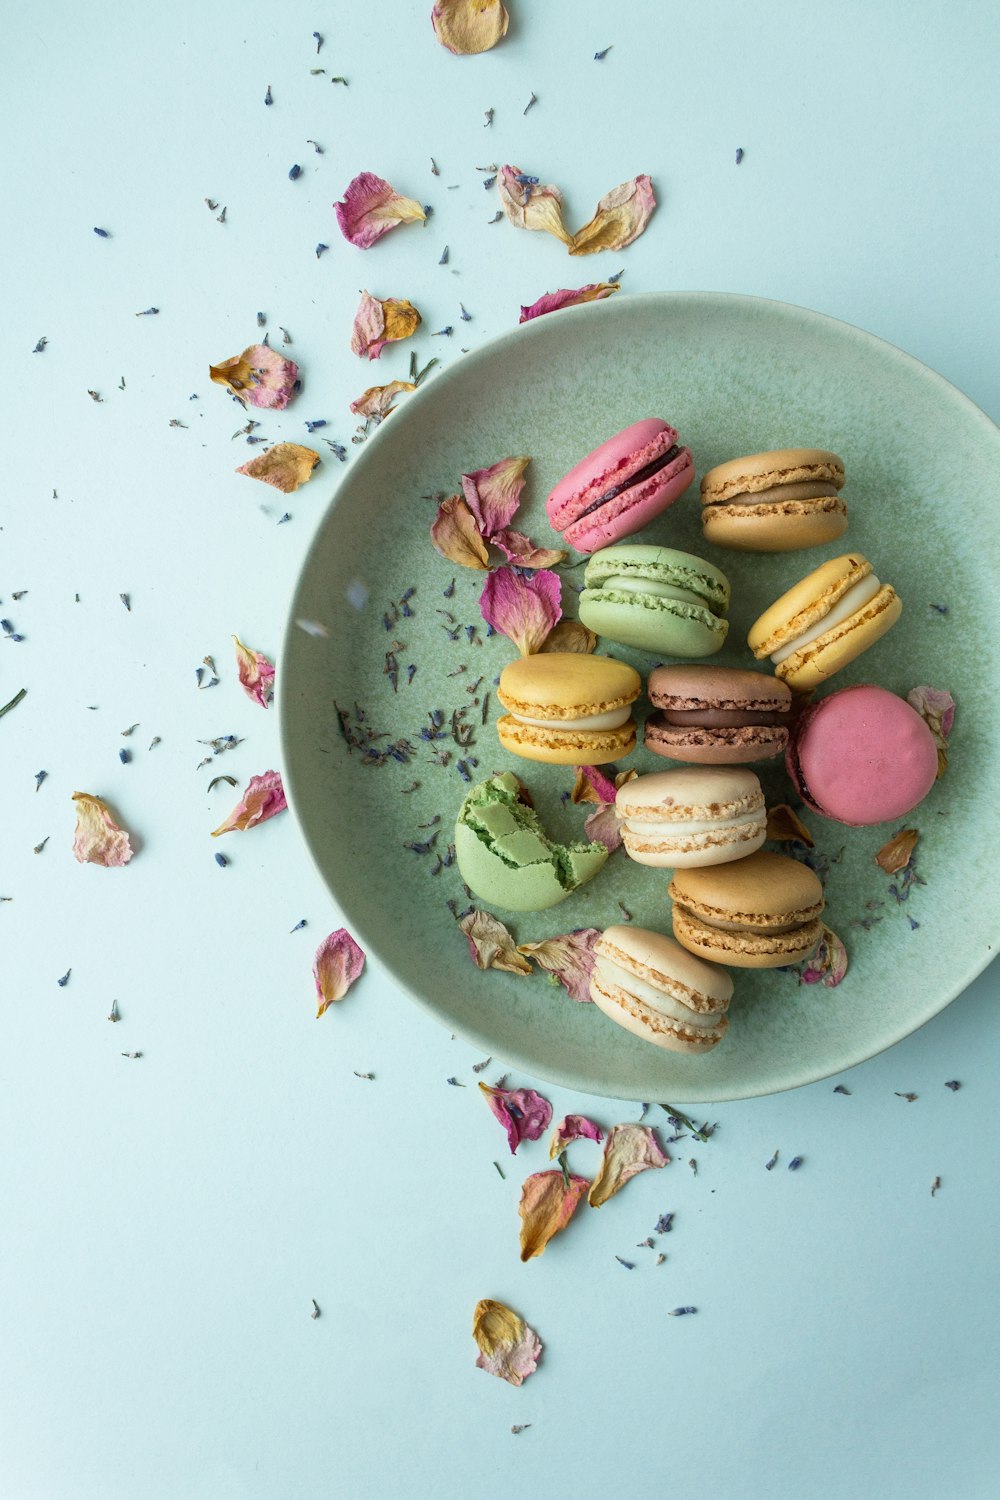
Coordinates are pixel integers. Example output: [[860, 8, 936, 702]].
[[875, 827, 919, 875], [335, 172, 426, 248], [766, 803, 815, 847], [209, 344, 299, 409], [236, 443, 319, 493], [232, 634, 275, 708], [210, 770, 287, 836], [479, 1082, 553, 1154], [459, 908, 532, 974], [517, 928, 601, 1003], [570, 174, 656, 256], [430, 495, 490, 570], [472, 1299, 540, 1388], [479, 566, 561, 656], [491, 528, 567, 569], [588, 1123, 669, 1208], [498, 166, 573, 245], [801, 925, 848, 988], [519, 1170, 590, 1260], [572, 766, 633, 852], [571, 765, 619, 806], [462, 455, 531, 537], [433, 0, 509, 54], [519, 282, 620, 323], [71, 792, 134, 867], [349, 380, 417, 421], [549, 1115, 604, 1158], [313, 928, 366, 1017], [582, 802, 623, 853], [350, 291, 422, 360], [907, 686, 955, 778], [539, 619, 597, 654]]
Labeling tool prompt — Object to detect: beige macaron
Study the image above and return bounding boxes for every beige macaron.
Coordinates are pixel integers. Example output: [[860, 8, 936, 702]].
[[669, 852, 825, 968], [747, 553, 901, 692], [616, 766, 767, 868], [590, 925, 734, 1053], [700, 448, 848, 552]]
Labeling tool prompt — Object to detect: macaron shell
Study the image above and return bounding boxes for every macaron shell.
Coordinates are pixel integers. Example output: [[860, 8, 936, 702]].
[[497, 652, 640, 717], [497, 715, 636, 765], [644, 717, 789, 764], [564, 449, 694, 553], [748, 553, 871, 658], [547, 418, 675, 528], [671, 905, 824, 968], [647, 663, 791, 714], [667, 852, 825, 926], [702, 496, 848, 552], [616, 764, 765, 818], [776, 585, 901, 691], [455, 822, 606, 910], [579, 592, 727, 656]]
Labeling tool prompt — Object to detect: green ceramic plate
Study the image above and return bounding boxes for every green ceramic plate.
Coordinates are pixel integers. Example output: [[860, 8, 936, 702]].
[[280, 292, 999, 1103]]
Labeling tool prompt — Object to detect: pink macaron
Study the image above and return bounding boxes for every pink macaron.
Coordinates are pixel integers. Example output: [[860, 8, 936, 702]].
[[786, 684, 939, 826], [546, 418, 694, 553]]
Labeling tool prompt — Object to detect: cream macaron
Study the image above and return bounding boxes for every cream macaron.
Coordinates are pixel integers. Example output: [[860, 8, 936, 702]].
[[669, 851, 825, 968], [616, 766, 767, 868], [700, 447, 847, 552], [590, 925, 734, 1053], [748, 553, 901, 692], [496, 652, 641, 765]]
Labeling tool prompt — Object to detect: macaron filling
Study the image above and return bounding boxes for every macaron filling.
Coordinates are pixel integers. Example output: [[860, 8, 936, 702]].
[[623, 807, 765, 840], [512, 705, 633, 732], [705, 479, 840, 509], [573, 445, 682, 519], [592, 955, 726, 1028], [658, 705, 788, 728], [771, 573, 882, 664], [599, 576, 709, 608]]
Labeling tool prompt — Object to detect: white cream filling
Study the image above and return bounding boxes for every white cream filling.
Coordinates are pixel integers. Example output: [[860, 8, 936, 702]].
[[624, 807, 763, 839], [601, 575, 707, 608], [594, 956, 722, 1027], [771, 574, 881, 664], [514, 705, 631, 732]]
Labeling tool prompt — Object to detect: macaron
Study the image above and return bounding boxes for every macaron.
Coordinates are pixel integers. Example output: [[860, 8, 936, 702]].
[[669, 852, 825, 968], [496, 652, 641, 765], [578, 544, 730, 656], [748, 553, 901, 692], [645, 665, 793, 763], [546, 418, 694, 554], [700, 448, 848, 552], [590, 925, 733, 1054], [616, 766, 767, 868], [455, 771, 608, 911], [786, 684, 939, 826]]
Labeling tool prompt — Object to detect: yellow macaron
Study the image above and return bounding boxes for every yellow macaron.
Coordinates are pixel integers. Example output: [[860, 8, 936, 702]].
[[496, 653, 641, 765], [747, 553, 901, 692]]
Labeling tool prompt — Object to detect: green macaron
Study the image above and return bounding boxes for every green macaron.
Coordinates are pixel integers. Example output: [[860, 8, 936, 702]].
[[455, 772, 608, 911], [579, 544, 730, 656]]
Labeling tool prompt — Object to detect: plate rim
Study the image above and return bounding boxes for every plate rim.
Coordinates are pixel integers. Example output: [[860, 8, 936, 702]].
[[279, 289, 1000, 1103]]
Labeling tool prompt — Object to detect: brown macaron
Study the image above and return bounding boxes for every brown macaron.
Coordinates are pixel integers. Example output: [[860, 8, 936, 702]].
[[645, 665, 793, 764], [669, 851, 825, 968], [700, 448, 847, 552]]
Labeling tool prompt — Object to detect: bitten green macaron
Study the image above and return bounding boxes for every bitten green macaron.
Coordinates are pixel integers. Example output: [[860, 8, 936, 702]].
[[579, 544, 730, 656]]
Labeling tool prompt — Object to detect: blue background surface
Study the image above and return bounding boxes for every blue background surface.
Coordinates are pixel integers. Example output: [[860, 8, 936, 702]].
[[4, 2, 999, 1496]]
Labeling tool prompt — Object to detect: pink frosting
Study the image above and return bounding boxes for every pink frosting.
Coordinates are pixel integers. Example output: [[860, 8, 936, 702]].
[[546, 418, 690, 537], [787, 685, 938, 826]]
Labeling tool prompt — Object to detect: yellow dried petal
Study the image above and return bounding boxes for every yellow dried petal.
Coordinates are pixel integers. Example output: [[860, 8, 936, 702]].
[[518, 1170, 589, 1260], [539, 619, 597, 654], [570, 174, 656, 256], [236, 443, 319, 493], [472, 1299, 541, 1386], [498, 166, 573, 245], [433, 0, 509, 54], [766, 803, 815, 847], [875, 827, 919, 875]]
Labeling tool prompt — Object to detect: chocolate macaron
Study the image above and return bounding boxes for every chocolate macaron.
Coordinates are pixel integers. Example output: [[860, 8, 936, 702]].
[[645, 665, 793, 764], [669, 852, 825, 968]]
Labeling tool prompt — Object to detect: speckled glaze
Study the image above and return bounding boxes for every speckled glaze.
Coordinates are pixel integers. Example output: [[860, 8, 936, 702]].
[[279, 292, 1000, 1103]]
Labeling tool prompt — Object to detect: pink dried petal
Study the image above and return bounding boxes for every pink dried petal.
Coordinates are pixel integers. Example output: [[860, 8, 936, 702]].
[[583, 802, 622, 853], [479, 566, 561, 656], [498, 166, 573, 245], [335, 172, 426, 248], [71, 792, 134, 867], [570, 174, 656, 256], [517, 928, 601, 1003], [519, 1170, 590, 1260], [209, 344, 299, 410], [430, 495, 490, 570], [433, 0, 509, 55], [588, 1123, 669, 1208], [801, 926, 848, 988], [519, 282, 620, 322], [232, 634, 275, 708], [472, 1300, 540, 1389], [571, 765, 620, 806], [210, 770, 287, 836], [572, 766, 626, 852], [236, 443, 319, 493], [549, 1115, 604, 1158], [349, 379, 417, 421], [491, 527, 567, 569], [461, 455, 531, 537], [350, 291, 421, 360], [538, 619, 597, 654], [459, 908, 533, 974], [479, 1082, 553, 1154], [313, 928, 366, 1017], [907, 685, 955, 777]]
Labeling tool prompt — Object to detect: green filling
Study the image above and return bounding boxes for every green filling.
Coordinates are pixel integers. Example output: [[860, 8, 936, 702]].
[[585, 561, 729, 615], [580, 587, 728, 632]]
